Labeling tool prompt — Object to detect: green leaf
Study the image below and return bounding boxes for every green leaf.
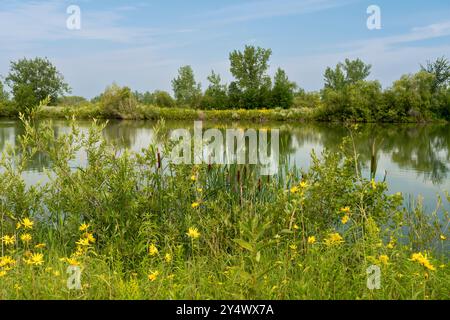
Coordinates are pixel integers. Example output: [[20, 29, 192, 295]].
[[233, 239, 254, 252]]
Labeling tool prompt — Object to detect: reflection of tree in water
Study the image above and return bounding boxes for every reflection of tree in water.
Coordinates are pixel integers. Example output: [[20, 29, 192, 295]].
[[378, 124, 450, 185], [102, 120, 142, 149], [283, 122, 450, 186], [0, 121, 14, 151]]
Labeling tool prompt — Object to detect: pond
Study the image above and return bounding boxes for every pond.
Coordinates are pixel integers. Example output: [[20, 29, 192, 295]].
[[1, 119, 449, 213]]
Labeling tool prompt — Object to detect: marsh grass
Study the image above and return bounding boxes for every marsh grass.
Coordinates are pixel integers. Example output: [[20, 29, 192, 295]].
[[0, 103, 448, 300]]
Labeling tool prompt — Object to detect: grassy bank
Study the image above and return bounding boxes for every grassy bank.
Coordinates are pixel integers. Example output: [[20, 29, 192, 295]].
[[0, 113, 448, 300], [33, 104, 315, 122], [4, 104, 439, 123]]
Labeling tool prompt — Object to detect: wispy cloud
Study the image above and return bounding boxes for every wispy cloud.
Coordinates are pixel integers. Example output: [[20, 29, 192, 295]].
[[197, 0, 357, 25], [0, 0, 190, 47]]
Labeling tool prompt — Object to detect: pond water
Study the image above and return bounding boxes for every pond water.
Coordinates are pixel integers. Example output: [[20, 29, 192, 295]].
[[1, 119, 449, 213]]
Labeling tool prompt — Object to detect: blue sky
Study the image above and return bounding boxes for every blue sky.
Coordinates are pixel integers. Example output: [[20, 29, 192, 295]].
[[1, 0, 450, 98]]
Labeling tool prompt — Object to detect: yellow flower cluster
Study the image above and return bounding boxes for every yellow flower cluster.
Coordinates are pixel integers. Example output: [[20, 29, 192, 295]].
[[410, 252, 435, 271], [290, 181, 308, 194], [0, 255, 16, 277], [324, 232, 344, 246], [149, 244, 159, 256]]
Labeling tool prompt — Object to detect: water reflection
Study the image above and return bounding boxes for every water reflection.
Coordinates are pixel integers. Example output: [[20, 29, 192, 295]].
[[0, 119, 448, 209]]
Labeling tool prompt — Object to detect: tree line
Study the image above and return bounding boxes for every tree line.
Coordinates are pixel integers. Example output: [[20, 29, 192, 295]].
[[0, 45, 449, 121]]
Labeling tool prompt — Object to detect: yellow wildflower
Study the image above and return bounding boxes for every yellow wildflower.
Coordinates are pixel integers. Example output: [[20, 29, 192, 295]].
[[378, 255, 389, 265], [84, 232, 96, 244], [29, 253, 44, 266], [16, 222, 22, 230], [324, 232, 344, 246], [148, 270, 159, 282], [76, 238, 90, 247], [187, 227, 200, 239], [67, 258, 80, 266], [34, 243, 46, 249], [0, 256, 15, 267], [191, 202, 200, 209], [440, 235, 447, 241], [165, 253, 172, 263], [386, 241, 395, 249], [293, 224, 299, 230], [411, 252, 435, 271], [149, 244, 159, 256], [197, 188, 203, 193], [79, 223, 90, 232], [340, 206, 351, 214], [2, 235, 15, 246], [190, 175, 197, 181], [20, 233, 32, 243], [307, 236, 316, 244], [299, 181, 308, 188], [289, 244, 297, 251], [341, 215, 350, 224], [371, 179, 376, 190], [290, 186, 299, 194], [0, 270, 7, 277], [22, 218, 34, 229]]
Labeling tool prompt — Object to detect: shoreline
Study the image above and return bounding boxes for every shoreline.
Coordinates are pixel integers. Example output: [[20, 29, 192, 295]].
[[1, 105, 448, 124]]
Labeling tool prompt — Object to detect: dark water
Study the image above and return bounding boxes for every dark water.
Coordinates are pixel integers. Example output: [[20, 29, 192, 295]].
[[1, 119, 449, 213]]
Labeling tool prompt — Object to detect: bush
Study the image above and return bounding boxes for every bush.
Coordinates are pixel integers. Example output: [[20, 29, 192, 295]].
[[99, 83, 138, 118]]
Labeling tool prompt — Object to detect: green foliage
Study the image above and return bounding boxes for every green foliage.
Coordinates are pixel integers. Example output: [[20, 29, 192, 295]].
[[0, 80, 8, 102], [229, 46, 273, 109], [201, 70, 228, 109], [0, 116, 448, 299], [153, 90, 175, 108], [271, 68, 296, 109], [5, 57, 70, 110], [133, 91, 155, 105], [172, 65, 202, 107], [384, 71, 436, 121], [57, 96, 88, 107], [421, 56, 450, 92], [321, 80, 383, 121], [324, 58, 371, 90], [99, 83, 138, 118]]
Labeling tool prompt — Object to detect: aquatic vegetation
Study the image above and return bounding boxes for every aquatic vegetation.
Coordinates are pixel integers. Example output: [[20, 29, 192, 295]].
[[0, 111, 448, 300]]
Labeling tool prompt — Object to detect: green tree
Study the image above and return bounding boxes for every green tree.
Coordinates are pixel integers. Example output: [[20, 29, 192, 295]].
[[385, 71, 435, 120], [171, 65, 201, 107], [201, 70, 228, 109], [324, 58, 371, 90], [0, 80, 8, 102], [229, 46, 272, 92], [99, 83, 138, 118], [6, 57, 70, 110], [421, 56, 450, 92], [153, 90, 175, 108], [324, 64, 346, 90], [229, 46, 273, 108], [271, 68, 296, 108]]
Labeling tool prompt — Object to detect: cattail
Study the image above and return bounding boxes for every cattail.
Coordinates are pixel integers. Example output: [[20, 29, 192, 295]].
[[157, 149, 161, 169]]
